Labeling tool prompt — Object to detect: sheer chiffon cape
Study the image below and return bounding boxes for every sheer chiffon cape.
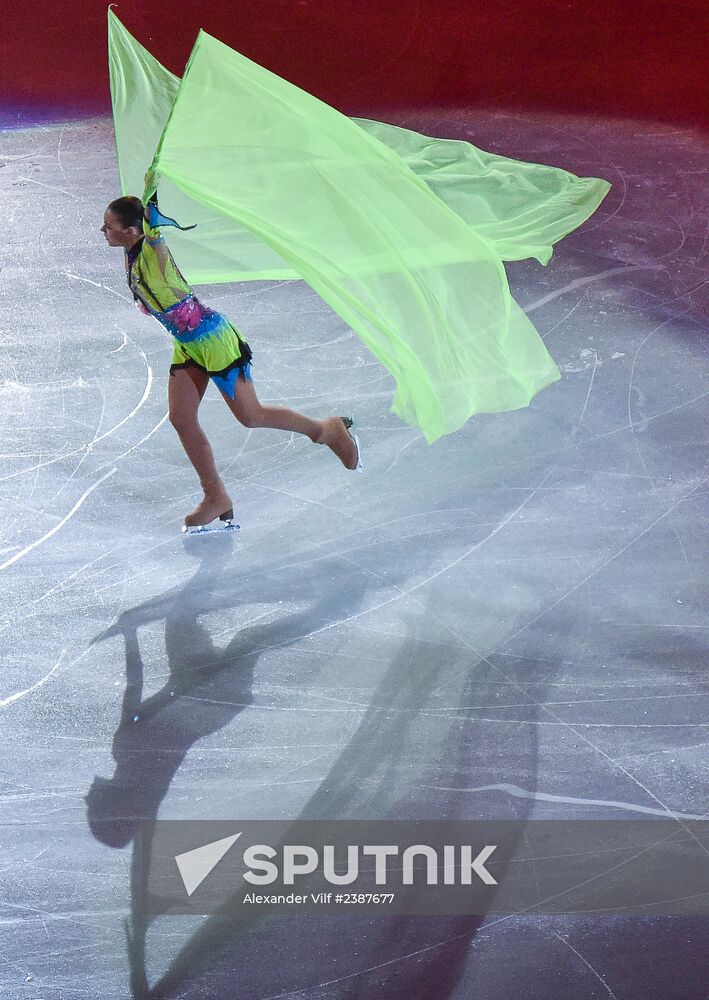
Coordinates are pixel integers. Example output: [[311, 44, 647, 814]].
[[108, 9, 610, 442]]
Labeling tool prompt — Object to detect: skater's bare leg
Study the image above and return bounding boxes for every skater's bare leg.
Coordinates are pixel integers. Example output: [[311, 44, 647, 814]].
[[220, 375, 323, 440], [221, 375, 358, 469], [169, 367, 232, 524]]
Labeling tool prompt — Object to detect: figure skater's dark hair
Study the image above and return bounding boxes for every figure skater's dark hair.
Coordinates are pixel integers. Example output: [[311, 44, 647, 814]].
[[107, 195, 144, 229]]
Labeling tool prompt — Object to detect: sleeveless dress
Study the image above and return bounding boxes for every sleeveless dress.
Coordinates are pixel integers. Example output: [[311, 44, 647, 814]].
[[125, 216, 253, 397]]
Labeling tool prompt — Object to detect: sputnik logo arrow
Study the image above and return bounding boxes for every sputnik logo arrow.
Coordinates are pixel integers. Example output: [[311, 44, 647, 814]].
[[175, 832, 242, 896]]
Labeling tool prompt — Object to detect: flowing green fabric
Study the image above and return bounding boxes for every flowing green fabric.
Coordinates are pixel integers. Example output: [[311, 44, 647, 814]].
[[107, 10, 611, 443]]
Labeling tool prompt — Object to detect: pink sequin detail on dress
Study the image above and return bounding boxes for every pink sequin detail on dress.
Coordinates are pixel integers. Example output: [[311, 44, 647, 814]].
[[165, 295, 210, 334]]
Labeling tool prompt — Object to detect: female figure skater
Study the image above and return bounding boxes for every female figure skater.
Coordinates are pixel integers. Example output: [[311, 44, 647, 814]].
[[101, 195, 361, 532]]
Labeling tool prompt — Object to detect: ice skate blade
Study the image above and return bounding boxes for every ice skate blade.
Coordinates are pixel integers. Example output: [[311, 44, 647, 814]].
[[351, 429, 363, 473], [341, 416, 363, 473], [182, 520, 240, 536]]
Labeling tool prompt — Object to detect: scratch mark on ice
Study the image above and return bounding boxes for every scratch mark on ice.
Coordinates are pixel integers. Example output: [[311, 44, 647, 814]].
[[421, 782, 704, 820], [0, 468, 116, 573], [0, 650, 66, 708]]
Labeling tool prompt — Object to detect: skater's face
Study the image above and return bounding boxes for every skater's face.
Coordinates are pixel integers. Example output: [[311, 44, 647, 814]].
[[101, 209, 141, 249]]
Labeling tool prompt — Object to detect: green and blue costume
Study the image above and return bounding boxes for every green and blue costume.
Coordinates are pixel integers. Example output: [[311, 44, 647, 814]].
[[126, 213, 252, 397]]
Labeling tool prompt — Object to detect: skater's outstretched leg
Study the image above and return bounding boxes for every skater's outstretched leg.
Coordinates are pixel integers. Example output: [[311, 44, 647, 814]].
[[169, 367, 232, 526], [221, 375, 360, 470]]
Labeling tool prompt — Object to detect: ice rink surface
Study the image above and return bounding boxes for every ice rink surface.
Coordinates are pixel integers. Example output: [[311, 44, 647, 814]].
[[2, 109, 708, 998]]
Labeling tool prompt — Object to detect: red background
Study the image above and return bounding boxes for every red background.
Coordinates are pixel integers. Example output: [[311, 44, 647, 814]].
[[2, 1, 707, 127]]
